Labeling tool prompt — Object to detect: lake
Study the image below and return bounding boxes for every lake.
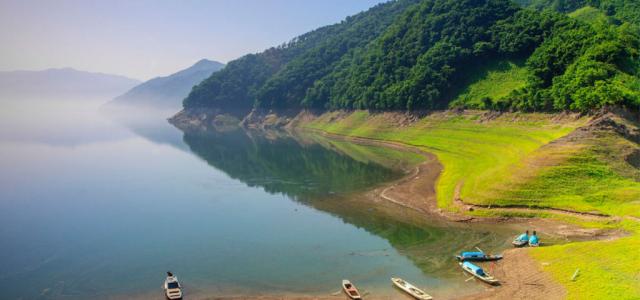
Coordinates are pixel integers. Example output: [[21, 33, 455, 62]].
[[0, 99, 521, 299]]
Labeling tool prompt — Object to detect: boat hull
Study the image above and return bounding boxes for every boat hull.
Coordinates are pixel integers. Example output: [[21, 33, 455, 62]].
[[391, 278, 433, 300], [456, 254, 503, 262], [460, 263, 500, 286], [342, 280, 362, 300], [512, 240, 528, 247]]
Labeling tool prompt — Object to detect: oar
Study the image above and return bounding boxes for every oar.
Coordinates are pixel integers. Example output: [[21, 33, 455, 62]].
[[475, 246, 484, 253]]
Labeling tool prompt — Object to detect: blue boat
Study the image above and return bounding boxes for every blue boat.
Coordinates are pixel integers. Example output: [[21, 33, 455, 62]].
[[455, 251, 503, 262], [460, 261, 499, 285]]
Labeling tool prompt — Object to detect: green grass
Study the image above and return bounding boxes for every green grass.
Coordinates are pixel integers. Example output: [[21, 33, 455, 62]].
[[531, 220, 640, 300], [303, 132, 425, 170], [450, 60, 528, 109], [569, 6, 612, 25], [472, 128, 640, 217], [306, 111, 584, 210], [498, 150, 640, 216]]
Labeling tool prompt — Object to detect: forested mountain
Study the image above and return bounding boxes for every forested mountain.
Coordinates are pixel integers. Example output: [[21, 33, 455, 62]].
[[0, 68, 140, 100], [184, 0, 421, 115], [182, 0, 640, 115], [108, 59, 224, 110]]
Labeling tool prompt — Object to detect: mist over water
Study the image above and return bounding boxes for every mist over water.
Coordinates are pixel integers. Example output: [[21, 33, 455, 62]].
[[0, 97, 517, 299]]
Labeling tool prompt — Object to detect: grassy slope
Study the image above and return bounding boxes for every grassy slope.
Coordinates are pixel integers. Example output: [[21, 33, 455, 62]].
[[306, 111, 584, 209], [472, 131, 640, 217], [450, 60, 528, 108], [533, 227, 640, 300], [568, 6, 611, 25], [304, 110, 640, 299]]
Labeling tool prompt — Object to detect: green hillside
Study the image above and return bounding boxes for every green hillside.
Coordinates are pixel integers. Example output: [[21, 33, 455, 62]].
[[568, 5, 611, 24], [182, 0, 640, 115], [450, 59, 528, 109], [184, 0, 420, 116]]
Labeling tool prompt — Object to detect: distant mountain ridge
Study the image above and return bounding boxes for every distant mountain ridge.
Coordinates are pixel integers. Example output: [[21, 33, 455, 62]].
[[108, 59, 224, 110], [0, 68, 140, 100]]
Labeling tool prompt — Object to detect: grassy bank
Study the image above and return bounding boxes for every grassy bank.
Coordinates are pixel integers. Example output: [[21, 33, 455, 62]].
[[532, 225, 640, 299], [302, 110, 640, 299], [305, 110, 585, 210]]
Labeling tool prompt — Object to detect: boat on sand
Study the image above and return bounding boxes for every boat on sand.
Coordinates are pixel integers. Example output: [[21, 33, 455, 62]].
[[512, 237, 528, 247], [460, 261, 499, 285], [342, 280, 362, 300], [456, 251, 503, 262], [391, 277, 433, 300], [163, 271, 183, 300]]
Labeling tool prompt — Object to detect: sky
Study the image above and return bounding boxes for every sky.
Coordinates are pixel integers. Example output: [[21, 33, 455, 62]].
[[0, 0, 386, 80]]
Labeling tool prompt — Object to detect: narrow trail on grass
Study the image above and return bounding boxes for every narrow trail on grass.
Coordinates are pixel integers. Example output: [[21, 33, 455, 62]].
[[453, 182, 617, 220]]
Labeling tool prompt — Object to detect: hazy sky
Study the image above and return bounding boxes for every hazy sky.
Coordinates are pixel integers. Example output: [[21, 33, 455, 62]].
[[0, 0, 385, 80]]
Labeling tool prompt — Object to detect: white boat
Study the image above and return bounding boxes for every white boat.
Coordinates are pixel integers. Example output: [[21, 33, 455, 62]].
[[391, 277, 433, 300], [342, 279, 362, 300], [163, 271, 183, 300], [460, 262, 499, 285]]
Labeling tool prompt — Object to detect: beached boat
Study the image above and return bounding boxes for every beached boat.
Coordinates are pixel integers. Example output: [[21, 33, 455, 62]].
[[163, 271, 183, 300], [391, 277, 433, 300], [460, 262, 499, 285], [512, 237, 528, 247], [342, 280, 362, 300], [456, 251, 503, 262]]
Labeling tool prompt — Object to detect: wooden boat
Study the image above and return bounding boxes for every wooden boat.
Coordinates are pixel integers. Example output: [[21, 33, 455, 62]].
[[456, 251, 503, 262], [460, 262, 499, 285], [391, 277, 433, 300], [342, 280, 362, 300]]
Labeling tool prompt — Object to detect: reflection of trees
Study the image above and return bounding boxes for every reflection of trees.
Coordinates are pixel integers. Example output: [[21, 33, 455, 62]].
[[182, 129, 401, 201], [181, 128, 514, 278]]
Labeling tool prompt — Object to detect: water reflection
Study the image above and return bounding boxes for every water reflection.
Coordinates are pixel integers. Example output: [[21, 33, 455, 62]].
[[0, 102, 520, 299], [170, 125, 519, 292], [181, 128, 405, 201]]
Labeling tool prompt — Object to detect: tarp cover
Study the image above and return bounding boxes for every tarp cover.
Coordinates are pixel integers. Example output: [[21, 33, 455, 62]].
[[463, 261, 485, 276], [461, 251, 484, 257]]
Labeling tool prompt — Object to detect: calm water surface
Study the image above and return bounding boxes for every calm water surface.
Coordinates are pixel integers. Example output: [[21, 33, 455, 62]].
[[0, 99, 519, 299]]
